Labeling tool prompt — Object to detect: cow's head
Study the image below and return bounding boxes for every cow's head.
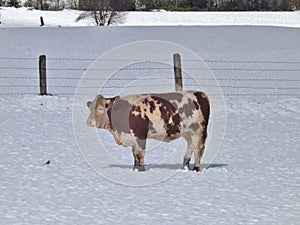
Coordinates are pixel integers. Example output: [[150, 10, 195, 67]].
[[86, 95, 119, 129]]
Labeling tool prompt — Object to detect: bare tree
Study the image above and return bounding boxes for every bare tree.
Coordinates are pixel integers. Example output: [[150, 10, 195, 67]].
[[76, 0, 132, 26]]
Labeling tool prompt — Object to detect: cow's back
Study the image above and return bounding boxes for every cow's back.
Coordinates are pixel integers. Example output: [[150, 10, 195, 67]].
[[124, 91, 209, 141]]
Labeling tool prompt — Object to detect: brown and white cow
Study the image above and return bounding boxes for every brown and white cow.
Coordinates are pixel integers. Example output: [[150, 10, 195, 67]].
[[86, 91, 210, 172]]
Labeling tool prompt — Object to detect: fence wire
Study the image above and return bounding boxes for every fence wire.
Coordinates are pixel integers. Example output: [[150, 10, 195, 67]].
[[0, 56, 300, 97]]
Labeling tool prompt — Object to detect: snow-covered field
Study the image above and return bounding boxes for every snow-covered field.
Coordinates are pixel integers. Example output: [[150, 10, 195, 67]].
[[0, 10, 299, 225], [0, 7, 300, 27]]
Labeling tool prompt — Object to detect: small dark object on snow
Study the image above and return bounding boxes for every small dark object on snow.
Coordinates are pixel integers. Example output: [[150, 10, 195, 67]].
[[40, 16, 45, 26], [44, 160, 50, 165]]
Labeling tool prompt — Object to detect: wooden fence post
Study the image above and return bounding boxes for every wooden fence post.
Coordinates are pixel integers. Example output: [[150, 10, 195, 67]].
[[40, 16, 45, 26], [39, 55, 47, 95], [173, 53, 183, 91]]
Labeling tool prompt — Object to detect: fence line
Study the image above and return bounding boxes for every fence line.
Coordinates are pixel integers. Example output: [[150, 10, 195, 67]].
[[1, 56, 300, 97], [1, 66, 300, 73], [1, 84, 300, 90], [1, 57, 300, 64], [0, 93, 299, 97], [1, 76, 300, 82]]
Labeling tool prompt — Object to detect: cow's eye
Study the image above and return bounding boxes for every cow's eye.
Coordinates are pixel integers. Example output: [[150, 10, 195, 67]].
[[96, 106, 104, 113]]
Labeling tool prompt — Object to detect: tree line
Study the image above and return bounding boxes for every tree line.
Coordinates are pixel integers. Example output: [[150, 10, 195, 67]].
[[138, 0, 299, 11], [0, 0, 67, 10], [1, 0, 299, 11]]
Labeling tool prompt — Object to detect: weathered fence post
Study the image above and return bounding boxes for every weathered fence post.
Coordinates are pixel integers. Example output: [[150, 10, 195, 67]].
[[173, 53, 183, 91], [39, 55, 47, 95]]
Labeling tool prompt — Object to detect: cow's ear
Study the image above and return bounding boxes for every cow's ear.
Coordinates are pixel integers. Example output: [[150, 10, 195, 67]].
[[104, 96, 120, 109], [110, 95, 120, 103], [87, 101, 92, 108]]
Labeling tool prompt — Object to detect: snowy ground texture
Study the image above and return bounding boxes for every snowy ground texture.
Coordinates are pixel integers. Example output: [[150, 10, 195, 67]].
[[0, 12, 300, 225]]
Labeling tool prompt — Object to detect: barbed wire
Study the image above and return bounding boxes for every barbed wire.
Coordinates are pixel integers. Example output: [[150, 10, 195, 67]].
[[1, 84, 300, 90], [0, 93, 299, 97], [1, 56, 300, 64], [1, 66, 300, 72], [1, 56, 299, 97], [1, 76, 300, 82]]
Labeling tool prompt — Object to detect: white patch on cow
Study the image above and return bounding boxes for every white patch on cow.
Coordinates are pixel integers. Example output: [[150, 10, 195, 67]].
[[131, 110, 140, 117], [118, 130, 140, 149], [109, 130, 122, 145]]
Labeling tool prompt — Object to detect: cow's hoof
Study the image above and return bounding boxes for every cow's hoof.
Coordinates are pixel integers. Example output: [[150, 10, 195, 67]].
[[183, 165, 189, 171], [138, 166, 145, 172], [133, 166, 139, 171], [133, 165, 145, 172], [193, 167, 200, 172]]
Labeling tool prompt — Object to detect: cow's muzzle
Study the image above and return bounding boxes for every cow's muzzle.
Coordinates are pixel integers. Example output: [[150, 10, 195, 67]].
[[86, 119, 96, 127]]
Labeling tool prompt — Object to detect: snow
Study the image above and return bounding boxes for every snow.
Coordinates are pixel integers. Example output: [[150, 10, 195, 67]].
[[0, 7, 90, 27], [0, 10, 299, 225], [124, 11, 300, 28], [0, 7, 300, 27]]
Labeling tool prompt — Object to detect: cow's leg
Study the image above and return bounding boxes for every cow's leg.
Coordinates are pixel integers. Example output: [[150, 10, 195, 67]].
[[132, 149, 140, 171], [182, 135, 195, 170], [137, 150, 145, 172], [193, 130, 207, 172], [183, 149, 193, 170], [132, 149, 145, 172], [132, 139, 146, 172]]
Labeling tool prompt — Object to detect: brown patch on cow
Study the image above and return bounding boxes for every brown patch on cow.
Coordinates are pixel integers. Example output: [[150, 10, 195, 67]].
[[172, 114, 181, 127], [132, 105, 141, 113], [109, 98, 151, 149], [143, 98, 156, 113], [149, 101, 156, 113], [109, 99, 132, 133], [107, 97, 151, 150], [142, 98, 148, 105], [129, 113, 149, 150], [151, 96, 181, 137], [179, 98, 195, 118], [193, 100, 199, 110], [194, 92, 210, 126], [189, 122, 200, 131]]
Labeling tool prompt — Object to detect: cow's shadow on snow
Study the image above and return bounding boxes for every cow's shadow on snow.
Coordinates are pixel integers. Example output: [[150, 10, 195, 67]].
[[107, 163, 228, 171]]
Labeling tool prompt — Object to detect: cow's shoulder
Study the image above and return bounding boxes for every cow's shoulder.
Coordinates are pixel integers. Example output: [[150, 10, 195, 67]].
[[121, 94, 149, 105]]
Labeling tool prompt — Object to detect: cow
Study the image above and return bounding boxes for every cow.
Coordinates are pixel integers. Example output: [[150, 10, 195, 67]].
[[86, 91, 210, 172]]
